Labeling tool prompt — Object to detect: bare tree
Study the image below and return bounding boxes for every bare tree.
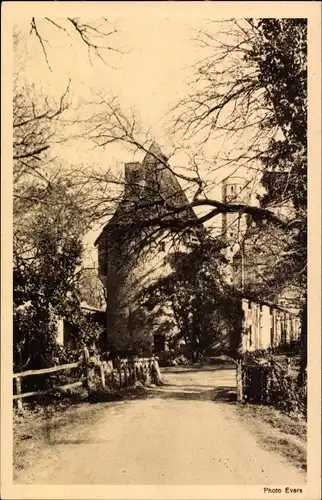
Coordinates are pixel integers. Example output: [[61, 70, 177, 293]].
[[166, 18, 307, 378], [12, 17, 307, 368], [27, 17, 122, 70], [78, 92, 289, 224], [69, 19, 306, 332], [170, 19, 307, 299], [13, 78, 70, 184]]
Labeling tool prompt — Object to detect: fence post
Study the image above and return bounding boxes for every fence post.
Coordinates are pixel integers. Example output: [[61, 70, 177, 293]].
[[83, 346, 91, 390], [145, 359, 151, 386], [265, 361, 272, 404], [124, 362, 129, 388], [132, 358, 137, 383], [15, 376, 23, 413], [100, 362, 106, 389], [114, 358, 122, 389], [151, 356, 163, 385], [236, 359, 243, 403]]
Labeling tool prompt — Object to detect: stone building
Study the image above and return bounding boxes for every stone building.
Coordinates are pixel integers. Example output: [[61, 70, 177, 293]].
[[219, 177, 301, 354], [95, 142, 200, 352], [240, 299, 300, 353], [96, 145, 301, 357]]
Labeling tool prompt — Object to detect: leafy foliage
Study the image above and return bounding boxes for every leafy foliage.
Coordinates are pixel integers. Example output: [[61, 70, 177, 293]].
[[13, 82, 103, 372], [245, 19, 307, 379], [242, 352, 306, 418], [139, 237, 242, 357], [173, 18, 307, 307], [247, 19, 307, 294]]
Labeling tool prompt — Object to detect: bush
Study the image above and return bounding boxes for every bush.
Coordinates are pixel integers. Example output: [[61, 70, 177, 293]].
[[242, 353, 307, 418], [270, 364, 307, 418]]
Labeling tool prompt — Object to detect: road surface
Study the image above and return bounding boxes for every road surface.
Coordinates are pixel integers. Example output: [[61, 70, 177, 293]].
[[15, 366, 306, 485]]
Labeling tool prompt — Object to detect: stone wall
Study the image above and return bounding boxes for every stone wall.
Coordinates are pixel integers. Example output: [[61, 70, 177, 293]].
[[105, 233, 173, 350], [241, 299, 301, 354]]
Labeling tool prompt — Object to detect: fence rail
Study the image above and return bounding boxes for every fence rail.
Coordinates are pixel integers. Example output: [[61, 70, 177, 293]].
[[13, 349, 161, 412], [13, 381, 83, 401], [12, 361, 81, 379]]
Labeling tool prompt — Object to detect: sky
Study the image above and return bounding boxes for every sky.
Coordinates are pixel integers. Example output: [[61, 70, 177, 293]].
[[13, 9, 261, 265], [15, 15, 204, 148]]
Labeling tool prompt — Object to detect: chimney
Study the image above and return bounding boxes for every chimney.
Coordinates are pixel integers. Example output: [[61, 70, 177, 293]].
[[124, 162, 145, 200]]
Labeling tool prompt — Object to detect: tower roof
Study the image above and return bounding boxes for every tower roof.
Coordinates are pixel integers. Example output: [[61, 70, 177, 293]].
[[142, 141, 167, 166], [148, 141, 163, 157], [94, 141, 203, 246]]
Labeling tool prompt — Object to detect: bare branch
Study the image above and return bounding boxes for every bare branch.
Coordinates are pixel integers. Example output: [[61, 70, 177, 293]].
[[13, 145, 50, 160], [30, 17, 52, 71]]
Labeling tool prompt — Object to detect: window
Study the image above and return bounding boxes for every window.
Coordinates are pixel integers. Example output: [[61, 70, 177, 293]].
[[159, 241, 166, 252]]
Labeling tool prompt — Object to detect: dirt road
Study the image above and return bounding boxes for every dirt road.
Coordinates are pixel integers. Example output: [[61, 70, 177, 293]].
[[15, 366, 306, 485]]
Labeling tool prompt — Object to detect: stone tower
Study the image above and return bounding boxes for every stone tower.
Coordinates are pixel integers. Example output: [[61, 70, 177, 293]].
[[95, 142, 200, 352], [221, 177, 251, 285]]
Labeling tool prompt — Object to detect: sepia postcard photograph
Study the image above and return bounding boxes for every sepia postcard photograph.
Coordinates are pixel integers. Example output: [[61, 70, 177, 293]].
[[1, 1, 321, 499]]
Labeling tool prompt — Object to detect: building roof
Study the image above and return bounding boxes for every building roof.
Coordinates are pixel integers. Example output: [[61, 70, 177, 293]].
[[80, 301, 105, 313], [94, 142, 201, 246], [145, 141, 164, 159]]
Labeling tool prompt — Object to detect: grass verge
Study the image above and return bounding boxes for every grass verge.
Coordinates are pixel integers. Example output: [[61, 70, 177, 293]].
[[236, 403, 307, 473]]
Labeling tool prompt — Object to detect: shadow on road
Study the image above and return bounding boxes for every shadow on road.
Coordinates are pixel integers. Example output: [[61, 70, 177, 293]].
[[148, 385, 237, 403]]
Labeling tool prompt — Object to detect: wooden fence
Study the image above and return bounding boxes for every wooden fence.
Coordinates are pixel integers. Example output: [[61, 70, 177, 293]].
[[236, 356, 306, 405], [236, 359, 274, 404], [13, 348, 162, 412]]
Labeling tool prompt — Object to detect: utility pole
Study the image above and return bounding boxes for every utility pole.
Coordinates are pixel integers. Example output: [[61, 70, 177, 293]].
[[241, 238, 245, 293]]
